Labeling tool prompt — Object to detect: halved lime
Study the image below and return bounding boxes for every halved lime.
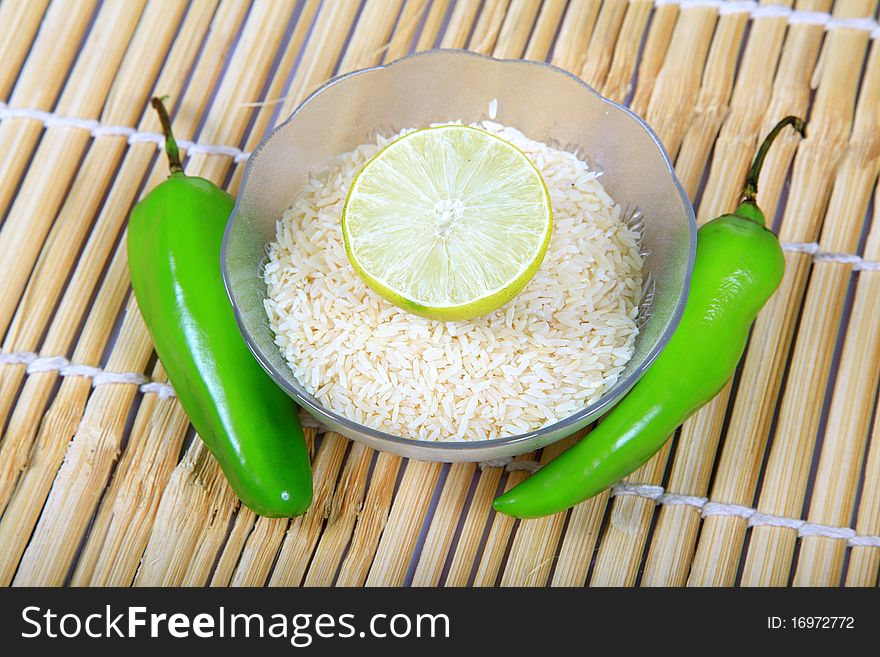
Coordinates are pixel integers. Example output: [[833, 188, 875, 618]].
[[341, 125, 553, 321]]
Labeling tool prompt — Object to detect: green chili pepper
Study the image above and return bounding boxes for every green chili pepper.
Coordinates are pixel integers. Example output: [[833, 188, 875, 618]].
[[127, 97, 312, 517], [494, 116, 805, 519]]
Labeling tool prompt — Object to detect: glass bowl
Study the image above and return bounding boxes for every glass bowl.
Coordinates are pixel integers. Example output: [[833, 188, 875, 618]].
[[221, 49, 696, 462]]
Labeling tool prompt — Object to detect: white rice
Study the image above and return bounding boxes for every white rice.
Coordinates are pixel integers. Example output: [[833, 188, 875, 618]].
[[264, 121, 643, 442]]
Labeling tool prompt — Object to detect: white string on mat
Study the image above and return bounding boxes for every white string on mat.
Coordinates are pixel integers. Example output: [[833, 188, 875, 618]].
[[606, 483, 880, 548], [3, 348, 879, 547], [0, 0, 878, 163], [2, 107, 879, 268], [612, 482, 665, 500], [702, 500, 755, 519], [780, 242, 880, 271], [781, 241, 821, 255], [473, 462, 880, 547], [479, 458, 541, 473], [0, 350, 323, 421], [0, 351, 172, 397], [655, 0, 880, 36], [0, 102, 252, 163]]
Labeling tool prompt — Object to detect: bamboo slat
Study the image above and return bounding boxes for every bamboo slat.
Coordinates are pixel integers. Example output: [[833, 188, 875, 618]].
[[687, 3, 832, 586], [0, 1, 147, 338], [601, 0, 652, 102], [0, 0, 50, 100], [792, 40, 880, 587], [580, 0, 628, 89], [845, 200, 880, 585], [492, 0, 540, 59], [302, 443, 373, 586], [473, 453, 557, 586], [415, 0, 451, 51], [550, 0, 601, 71], [411, 462, 475, 587], [673, 10, 749, 197], [69, 4, 252, 586], [572, 4, 720, 588], [339, 0, 405, 73], [277, 0, 361, 122], [0, 0, 248, 587], [439, 466, 498, 586], [0, 0, 98, 219], [70, 363, 190, 587], [847, 405, 880, 586], [440, 0, 481, 49], [403, 0, 451, 64], [589, 442, 673, 586], [383, 0, 430, 61], [0, 0, 188, 470], [121, 0, 322, 587], [640, 1, 793, 588], [500, 434, 582, 586], [228, 518, 287, 587], [551, 490, 610, 586], [643, 6, 718, 161], [751, 0, 832, 217], [217, 444, 323, 587], [268, 433, 350, 586], [468, 0, 512, 53], [629, 3, 679, 116], [132, 439, 235, 586], [697, 0, 800, 222], [365, 460, 442, 586], [334, 453, 401, 586], [741, 0, 877, 586], [523, 0, 567, 61], [210, 511, 259, 587], [1, 0, 878, 590], [0, 2, 196, 585]]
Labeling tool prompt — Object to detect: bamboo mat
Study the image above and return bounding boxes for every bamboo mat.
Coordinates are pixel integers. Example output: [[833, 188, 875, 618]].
[[0, 0, 878, 588]]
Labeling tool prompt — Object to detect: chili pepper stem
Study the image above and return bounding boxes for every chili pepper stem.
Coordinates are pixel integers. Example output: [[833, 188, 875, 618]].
[[739, 116, 806, 208], [150, 96, 184, 176]]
